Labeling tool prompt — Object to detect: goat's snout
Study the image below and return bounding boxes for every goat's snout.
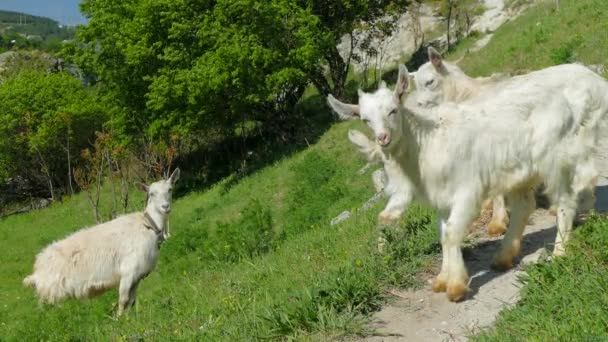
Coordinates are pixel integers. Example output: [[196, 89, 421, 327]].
[[377, 133, 391, 146], [161, 204, 171, 213]]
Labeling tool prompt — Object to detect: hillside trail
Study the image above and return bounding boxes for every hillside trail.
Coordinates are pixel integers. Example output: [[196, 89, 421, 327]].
[[360, 141, 608, 341]]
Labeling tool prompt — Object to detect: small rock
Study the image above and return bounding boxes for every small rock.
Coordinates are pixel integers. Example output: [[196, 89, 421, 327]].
[[330, 211, 352, 226]]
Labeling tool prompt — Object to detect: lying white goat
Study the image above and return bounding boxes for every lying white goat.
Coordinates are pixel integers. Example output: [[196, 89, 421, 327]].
[[23, 168, 180, 315], [328, 66, 597, 302]]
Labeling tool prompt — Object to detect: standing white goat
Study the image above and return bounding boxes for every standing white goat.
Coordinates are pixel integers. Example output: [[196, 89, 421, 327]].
[[415, 47, 607, 224], [328, 65, 598, 301], [354, 48, 607, 235], [23, 168, 180, 315]]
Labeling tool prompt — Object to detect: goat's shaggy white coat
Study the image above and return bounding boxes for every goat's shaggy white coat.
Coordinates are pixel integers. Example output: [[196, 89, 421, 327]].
[[23, 169, 180, 315], [353, 48, 607, 238], [414, 48, 607, 233], [328, 65, 601, 301]]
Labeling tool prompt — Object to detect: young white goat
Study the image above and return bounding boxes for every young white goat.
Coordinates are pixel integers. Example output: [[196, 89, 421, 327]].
[[23, 168, 180, 315], [416, 47, 607, 220], [355, 48, 606, 235], [328, 66, 598, 301]]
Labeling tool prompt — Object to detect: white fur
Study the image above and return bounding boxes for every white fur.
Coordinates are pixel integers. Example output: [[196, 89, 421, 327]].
[[23, 169, 180, 315], [415, 51, 607, 239], [328, 65, 602, 301]]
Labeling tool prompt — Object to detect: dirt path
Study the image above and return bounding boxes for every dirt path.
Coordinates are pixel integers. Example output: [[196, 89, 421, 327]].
[[363, 141, 608, 341]]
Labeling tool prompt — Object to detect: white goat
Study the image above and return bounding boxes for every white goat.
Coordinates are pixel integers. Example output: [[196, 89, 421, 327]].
[[23, 168, 180, 315], [355, 48, 606, 235], [328, 65, 598, 301], [416, 47, 606, 216]]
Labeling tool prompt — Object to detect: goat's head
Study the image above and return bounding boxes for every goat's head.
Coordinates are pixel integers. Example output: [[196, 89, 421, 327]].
[[413, 47, 450, 108], [327, 65, 410, 150], [138, 168, 180, 215]]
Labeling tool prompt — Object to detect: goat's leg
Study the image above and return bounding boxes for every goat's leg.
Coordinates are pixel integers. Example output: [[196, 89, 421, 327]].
[[438, 201, 477, 302], [378, 191, 412, 224], [117, 276, 135, 316], [553, 196, 577, 256], [492, 189, 535, 271], [432, 216, 449, 293], [553, 161, 598, 255], [487, 196, 508, 237], [577, 186, 596, 215], [378, 160, 412, 224], [126, 279, 141, 314], [574, 158, 599, 216]]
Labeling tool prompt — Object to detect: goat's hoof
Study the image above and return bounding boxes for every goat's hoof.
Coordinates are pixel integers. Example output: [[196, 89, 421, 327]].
[[491, 256, 514, 272], [487, 221, 507, 237], [378, 211, 399, 225], [446, 281, 468, 302], [431, 277, 447, 293], [552, 246, 566, 257]]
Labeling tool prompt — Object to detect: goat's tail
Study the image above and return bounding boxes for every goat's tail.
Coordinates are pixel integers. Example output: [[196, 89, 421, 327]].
[[348, 130, 383, 163], [23, 274, 36, 288]]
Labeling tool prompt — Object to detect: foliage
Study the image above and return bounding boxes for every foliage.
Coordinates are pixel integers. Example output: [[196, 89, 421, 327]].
[[69, 0, 411, 142], [438, 0, 483, 51], [70, 0, 319, 141], [0, 70, 106, 200]]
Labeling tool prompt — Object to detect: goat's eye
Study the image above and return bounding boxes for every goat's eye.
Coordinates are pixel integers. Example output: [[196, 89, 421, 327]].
[[425, 79, 435, 87], [150, 192, 156, 197], [363, 119, 370, 124], [388, 109, 397, 116]]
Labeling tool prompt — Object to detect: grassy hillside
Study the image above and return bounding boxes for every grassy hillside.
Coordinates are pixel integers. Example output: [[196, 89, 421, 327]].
[[3, 0, 608, 340], [455, 0, 608, 76], [0, 119, 439, 340]]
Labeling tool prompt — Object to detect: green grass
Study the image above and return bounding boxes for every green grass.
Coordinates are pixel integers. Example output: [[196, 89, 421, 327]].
[[0, 120, 439, 340], [456, 0, 608, 77], [474, 215, 608, 341]]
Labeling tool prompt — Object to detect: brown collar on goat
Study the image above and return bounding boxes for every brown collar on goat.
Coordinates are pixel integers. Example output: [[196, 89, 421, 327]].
[[143, 212, 165, 247]]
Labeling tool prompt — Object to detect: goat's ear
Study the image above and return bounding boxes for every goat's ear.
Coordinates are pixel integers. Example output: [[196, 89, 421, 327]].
[[327, 94, 360, 120], [428, 47, 443, 71], [168, 168, 180, 184], [137, 182, 149, 193], [348, 129, 372, 150], [394, 64, 409, 100], [378, 80, 387, 89]]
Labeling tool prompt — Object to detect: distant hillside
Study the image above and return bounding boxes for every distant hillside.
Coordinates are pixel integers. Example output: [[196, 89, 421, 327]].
[[0, 10, 75, 51]]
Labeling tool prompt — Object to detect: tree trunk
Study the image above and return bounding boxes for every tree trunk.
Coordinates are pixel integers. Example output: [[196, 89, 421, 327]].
[[446, 1, 453, 51], [35, 149, 55, 201], [312, 41, 351, 99], [66, 131, 74, 195]]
